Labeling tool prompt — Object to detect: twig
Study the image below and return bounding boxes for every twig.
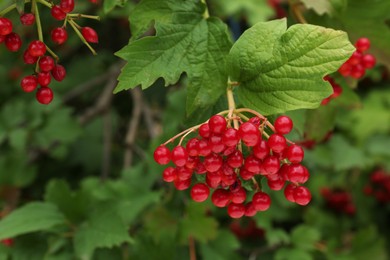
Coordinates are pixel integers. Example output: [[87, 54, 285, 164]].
[[123, 87, 143, 169], [288, 0, 307, 24], [142, 101, 158, 139], [101, 111, 112, 181], [189, 236, 197, 260]]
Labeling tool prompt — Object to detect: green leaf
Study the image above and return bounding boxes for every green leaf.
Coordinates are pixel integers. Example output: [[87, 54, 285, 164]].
[[0, 202, 66, 240], [291, 225, 321, 251], [103, 0, 127, 13], [228, 19, 354, 115], [275, 248, 313, 260], [304, 105, 337, 141], [301, 0, 334, 16], [15, 0, 25, 14], [115, 1, 232, 114], [73, 207, 133, 259], [351, 226, 387, 260], [199, 230, 241, 260]]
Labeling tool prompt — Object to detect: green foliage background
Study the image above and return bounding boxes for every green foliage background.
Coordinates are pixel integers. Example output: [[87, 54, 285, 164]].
[[0, 0, 389, 259]]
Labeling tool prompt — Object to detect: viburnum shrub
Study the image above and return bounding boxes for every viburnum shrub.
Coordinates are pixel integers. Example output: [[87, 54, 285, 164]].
[[320, 187, 356, 215], [0, 0, 99, 104], [363, 169, 390, 203]]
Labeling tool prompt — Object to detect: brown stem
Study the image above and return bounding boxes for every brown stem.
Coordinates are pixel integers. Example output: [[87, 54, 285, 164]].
[[189, 236, 197, 260], [288, 0, 307, 24]]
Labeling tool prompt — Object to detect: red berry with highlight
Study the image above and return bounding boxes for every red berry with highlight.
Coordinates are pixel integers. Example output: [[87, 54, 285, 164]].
[[51, 27, 68, 44], [286, 144, 304, 163], [0, 17, 12, 36], [274, 116, 293, 135], [355, 37, 370, 53], [153, 145, 171, 165], [82, 27, 99, 43], [21, 75, 38, 92], [36, 87, 54, 104], [171, 146, 188, 167], [37, 72, 51, 87], [222, 128, 240, 147], [20, 13, 35, 25], [212, 189, 231, 207], [5, 33, 22, 52], [51, 65, 66, 81], [227, 203, 245, 218], [361, 54, 376, 69], [39, 56, 55, 72], [252, 192, 271, 211], [191, 183, 210, 202], [23, 49, 38, 64], [208, 114, 226, 134], [28, 40, 46, 57], [60, 0, 75, 13], [51, 6, 66, 20], [293, 186, 311, 205], [238, 122, 260, 146]]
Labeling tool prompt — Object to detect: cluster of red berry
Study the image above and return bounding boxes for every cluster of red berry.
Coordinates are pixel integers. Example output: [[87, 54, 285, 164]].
[[0, 238, 13, 247], [229, 219, 265, 240], [0, 0, 98, 104], [321, 76, 342, 105], [338, 37, 376, 79], [153, 113, 312, 218], [320, 187, 356, 215], [363, 169, 390, 203]]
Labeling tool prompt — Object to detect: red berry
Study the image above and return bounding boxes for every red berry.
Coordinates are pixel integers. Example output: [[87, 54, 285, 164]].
[[198, 139, 211, 157], [51, 27, 68, 44], [208, 115, 226, 134], [346, 52, 362, 65], [204, 153, 223, 172], [287, 164, 306, 183], [0, 17, 12, 36], [81, 27, 99, 43], [231, 187, 246, 204], [227, 203, 245, 218], [239, 167, 254, 180], [238, 122, 260, 146], [253, 140, 270, 160], [153, 145, 171, 165], [206, 171, 221, 188], [171, 146, 188, 167], [293, 186, 311, 205], [222, 128, 240, 147], [186, 138, 199, 156], [244, 155, 262, 173], [199, 123, 210, 138], [36, 87, 54, 104], [274, 116, 293, 135], [23, 49, 38, 64], [361, 54, 376, 69], [28, 40, 46, 57], [5, 32, 22, 52], [39, 56, 55, 72], [162, 167, 176, 182], [185, 156, 198, 169], [244, 202, 257, 217], [173, 178, 191, 190], [338, 63, 352, 76], [176, 166, 192, 181], [51, 5, 67, 20], [37, 72, 51, 86], [191, 183, 210, 202], [350, 64, 365, 79], [355, 37, 370, 53], [51, 65, 66, 81], [212, 189, 231, 207], [209, 135, 225, 153], [252, 192, 271, 211], [227, 150, 243, 168], [267, 177, 285, 191], [267, 133, 287, 153], [60, 0, 75, 13], [286, 144, 304, 163], [284, 184, 296, 202], [262, 155, 280, 175], [21, 75, 38, 92], [1, 238, 14, 247], [20, 13, 35, 25]]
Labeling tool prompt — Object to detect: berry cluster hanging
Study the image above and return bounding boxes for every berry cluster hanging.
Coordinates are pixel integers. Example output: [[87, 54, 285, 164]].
[[154, 109, 312, 218], [0, 0, 99, 104]]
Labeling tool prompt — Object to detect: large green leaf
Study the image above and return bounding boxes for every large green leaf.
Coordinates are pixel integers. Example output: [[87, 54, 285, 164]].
[[228, 19, 354, 115], [0, 202, 66, 240], [291, 225, 321, 251], [115, 0, 232, 114]]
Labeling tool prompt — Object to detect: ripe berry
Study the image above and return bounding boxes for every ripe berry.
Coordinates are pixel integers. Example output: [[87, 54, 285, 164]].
[[350, 64, 365, 79], [253, 140, 270, 160], [293, 186, 311, 205], [355, 37, 370, 53], [222, 128, 240, 147], [227, 203, 245, 218], [36, 87, 54, 104], [209, 135, 225, 153], [267, 177, 285, 191], [286, 144, 304, 163], [239, 168, 254, 180], [60, 0, 75, 13], [153, 145, 171, 165], [174, 178, 191, 190], [244, 202, 257, 217], [284, 184, 296, 202], [238, 122, 260, 146], [81, 27, 99, 43], [361, 54, 376, 69], [5, 33, 22, 52], [204, 153, 223, 172], [198, 139, 211, 157], [37, 72, 51, 86], [231, 187, 246, 204], [162, 167, 176, 182], [51, 27, 68, 44], [39, 56, 55, 72], [23, 49, 38, 64], [208, 115, 226, 134], [262, 155, 280, 175], [171, 146, 188, 167], [176, 167, 192, 180], [287, 164, 306, 183], [346, 52, 362, 65], [190, 183, 210, 202], [21, 75, 38, 92], [267, 133, 287, 153], [51, 5, 67, 20], [212, 189, 231, 207], [206, 171, 221, 188], [338, 63, 352, 76], [252, 192, 271, 211], [244, 155, 262, 173], [185, 156, 198, 169], [20, 13, 35, 25], [28, 40, 46, 57], [186, 138, 199, 156], [0, 17, 13, 36], [199, 123, 210, 138], [274, 116, 293, 135], [51, 65, 66, 81], [227, 150, 243, 168]]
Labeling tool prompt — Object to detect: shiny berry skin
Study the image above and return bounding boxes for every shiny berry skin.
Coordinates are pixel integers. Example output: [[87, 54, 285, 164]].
[[20, 75, 38, 92], [176, 167, 192, 180], [227, 203, 245, 218], [51, 27, 68, 44], [5, 33, 22, 52], [199, 123, 210, 138], [347, 52, 362, 65], [267, 177, 285, 191], [262, 155, 280, 175], [51, 65, 66, 81], [36, 87, 54, 104], [211, 189, 231, 207], [338, 63, 352, 76], [162, 167, 176, 182], [239, 168, 254, 180], [267, 133, 287, 153], [191, 183, 210, 202], [231, 187, 246, 204], [206, 171, 221, 188], [198, 139, 211, 157], [284, 184, 296, 202], [222, 128, 240, 147], [171, 146, 188, 167], [274, 116, 293, 135], [252, 192, 271, 211], [28, 40, 46, 57], [153, 145, 171, 165], [361, 54, 376, 69], [286, 144, 304, 163], [293, 186, 311, 205], [244, 155, 262, 173], [37, 72, 51, 87], [60, 0, 75, 13], [20, 13, 35, 25], [253, 140, 270, 160], [238, 122, 260, 146], [208, 115, 226, 134], [227, 150, 243, 168], [39, 56, 55, 72], [51, 6, 67, 20], [287, 164, 306, 183], [355, 37, 370, 53], [209, 135, 225, 153], [204, 153, 223, 172], [186, 138, 199, 156], [81, 27, 99, 43], [350, 64, 365, 79], [174, 178, 191, 190], [23, 49, 38, 64], [0, 17, 13, 36]]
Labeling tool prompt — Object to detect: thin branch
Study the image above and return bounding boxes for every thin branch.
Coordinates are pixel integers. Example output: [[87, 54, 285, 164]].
[[123, 87, 143, 169], [189, 236, 197, 260], [142, 101, 158, 139]]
